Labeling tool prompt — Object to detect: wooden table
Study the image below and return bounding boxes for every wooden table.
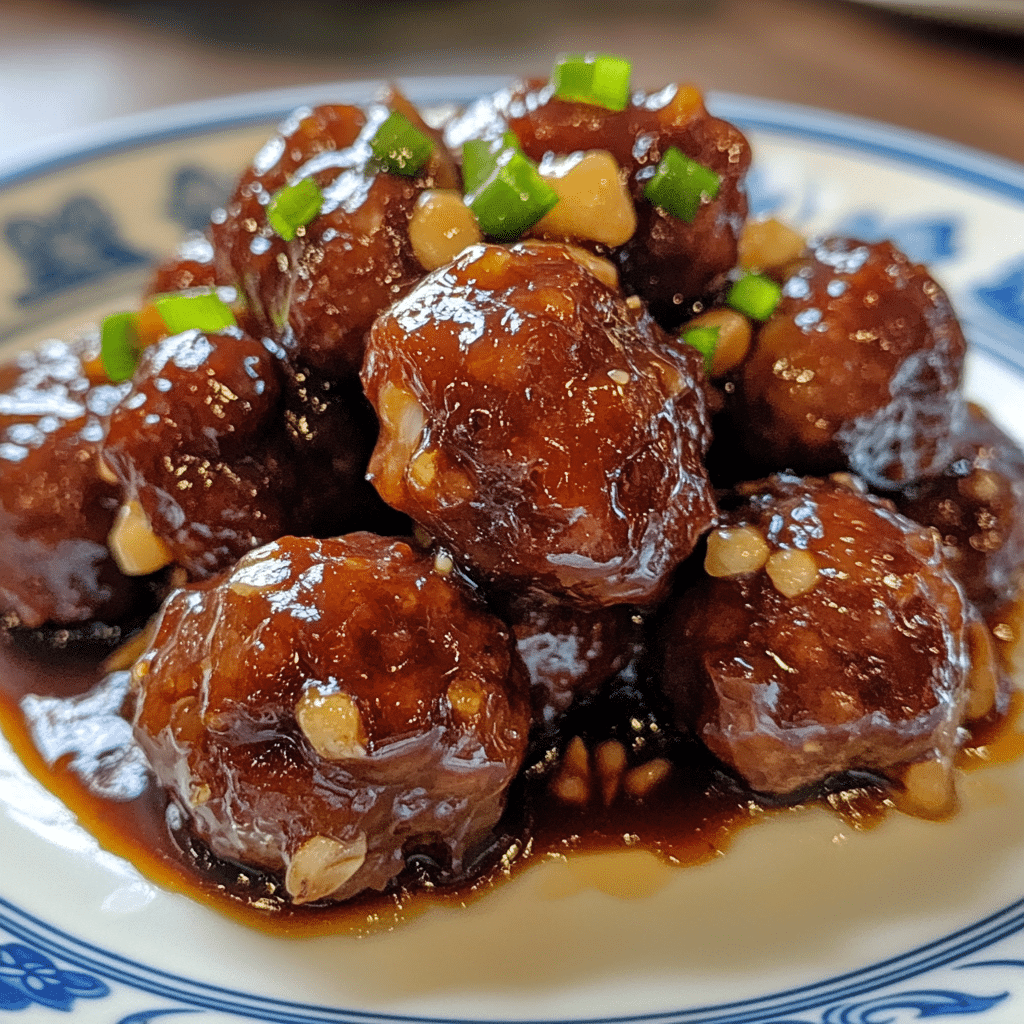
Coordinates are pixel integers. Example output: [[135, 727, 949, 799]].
[[2, 0, 1023, 165]]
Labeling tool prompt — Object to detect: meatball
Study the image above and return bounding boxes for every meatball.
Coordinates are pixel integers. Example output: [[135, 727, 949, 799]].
[[131, 533, 531, 904], [210, 98, 457, 378], [731, 238, 966, 489], [503, 591, 643, 722], [0, 337, 146, 628], [361, 241, 716, 606], [446, 79, 750, 323], [897, 403, 1024, 615], [101, 327, 294, 579], [659, 474, 972, 797]]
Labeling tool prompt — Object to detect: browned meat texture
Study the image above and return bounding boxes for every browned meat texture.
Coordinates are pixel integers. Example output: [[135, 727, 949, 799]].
[[732, 238, 966, 488], [101, 328, 295, 578], [131, 533, 531, 904], [897, 403, 1024, 615], [659, 474, 971, 796], [503, 591, 643, 722], [361, 241, 716, 606], [210, 99, 456, 378], [0, 338, 146, 628], [446, 80, 750, 323], [101, 325, 387, 582]]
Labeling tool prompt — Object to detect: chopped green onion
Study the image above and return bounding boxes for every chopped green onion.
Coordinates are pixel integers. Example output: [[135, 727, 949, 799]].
[[154, 290, 238, 335], [551, 54, 632, 112], [267, 177, 323, 241], [100, 312, 140, 383], [643, 147, 721, 224], [466, 150, 559, 242], [370, 110, 434, 176], [726, 273, 782, 321], [681, 326, 719, 374], [461, 131, 521, 195]]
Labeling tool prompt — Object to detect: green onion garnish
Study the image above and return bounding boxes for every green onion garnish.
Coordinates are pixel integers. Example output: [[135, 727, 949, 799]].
[[466, 150, 559, 242], [462, 131, 521, 195], [643, 148, 721, 224], [726, 273, 782, 321], [551, 54, 632, 112], [267, 177, 323, 241], [681, 326, 720, 374], [370, 110, 434, 176], [100, 312, 140, 383], [154, 290, 238, 335]]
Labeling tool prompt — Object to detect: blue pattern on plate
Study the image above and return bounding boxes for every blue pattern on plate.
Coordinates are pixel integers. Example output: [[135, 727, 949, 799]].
[[3, 193, 151, 305], [768, 989, 1009, 1022], [168, 165, 233, 233], [0, 940, 109, 1012], [833, 211, 960, 264], [973, 260, 1024, 332]]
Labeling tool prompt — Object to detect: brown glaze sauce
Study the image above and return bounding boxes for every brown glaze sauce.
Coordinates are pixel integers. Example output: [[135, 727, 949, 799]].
[[5, 619, 1020, 939]]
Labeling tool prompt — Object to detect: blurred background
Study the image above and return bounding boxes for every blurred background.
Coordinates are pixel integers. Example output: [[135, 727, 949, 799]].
[[1, 0, 1023, 162]]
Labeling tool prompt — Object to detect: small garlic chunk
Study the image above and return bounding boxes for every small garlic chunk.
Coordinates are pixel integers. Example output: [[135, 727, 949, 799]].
[[285, 833, 368, 904], [296, 687, 368, 760], [108, 500, 173, 576], [738, 217, 805, 272], [894, 758, 956, 820], [551, 735, 592, 805], [623, 758, 672, 798], [533, 150, 637, 247], [704, 525, 770, 578], [765, 548, 820, 598], [683, 308, 753, 377], [448, 675, 485, 720], [595, 739, 628, 806], [965, 618, 1000, 721], [409, 189, 483, 271]]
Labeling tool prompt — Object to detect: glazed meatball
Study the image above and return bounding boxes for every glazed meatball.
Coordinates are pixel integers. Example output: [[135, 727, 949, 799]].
[[210, 98, 457, 378], [101, 327, 294, 579], [0, 337, 146, 628], [446, 79, 750, 323], [897, 403, 1024, 615], [361, 241, 716, 606], [131, 533, 531, 904], [659, 474, 972, 797], [732, 238, 966, 488]]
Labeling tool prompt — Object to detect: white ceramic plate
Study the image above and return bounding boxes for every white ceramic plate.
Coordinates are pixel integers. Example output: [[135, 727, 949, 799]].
[[2, 78, 1024, 1024]]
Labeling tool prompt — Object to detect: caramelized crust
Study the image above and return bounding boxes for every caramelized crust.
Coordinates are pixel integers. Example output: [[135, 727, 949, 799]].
[[732, 238, 966, 488], [0, 339, 145, 627], [660, 474, 971, 796], [362, 241, 716, 606], [131, 533, 531, 903]]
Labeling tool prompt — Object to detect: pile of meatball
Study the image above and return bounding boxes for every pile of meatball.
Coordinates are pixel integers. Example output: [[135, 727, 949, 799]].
[[3, 71, 1022, 907]]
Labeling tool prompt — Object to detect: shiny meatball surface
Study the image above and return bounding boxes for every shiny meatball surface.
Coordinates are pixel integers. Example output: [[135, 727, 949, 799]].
[[660, 474, 971, 796], [0, 338, 143, 628], [897, 403, 1024, 614], [132, 533, 531, 904], [447, 80, 750, 322], [102, 328, 293, 579], [733, 238, 966, 488], [211, 100, 455, 377], [361, 242, 716, 606]]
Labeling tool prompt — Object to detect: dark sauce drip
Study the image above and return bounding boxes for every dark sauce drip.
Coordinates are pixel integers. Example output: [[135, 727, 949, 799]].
[[0, 627, 1017, 937]]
